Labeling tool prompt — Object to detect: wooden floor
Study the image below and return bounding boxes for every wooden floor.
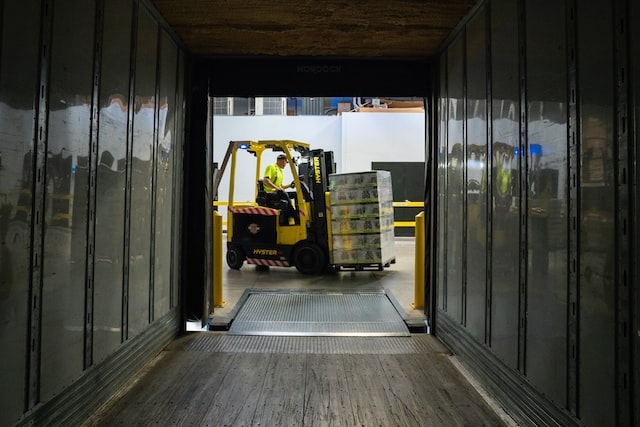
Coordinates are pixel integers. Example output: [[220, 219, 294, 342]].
[[86, 333, 509, 426], [87, 240, 510, 426]]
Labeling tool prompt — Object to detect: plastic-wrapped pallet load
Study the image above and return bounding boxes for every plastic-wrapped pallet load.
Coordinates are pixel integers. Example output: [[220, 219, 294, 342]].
[[329, 170, 395, 270]]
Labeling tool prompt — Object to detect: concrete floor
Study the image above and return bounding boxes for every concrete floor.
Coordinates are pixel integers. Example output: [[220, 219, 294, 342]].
[[209, 236, 428, 331]]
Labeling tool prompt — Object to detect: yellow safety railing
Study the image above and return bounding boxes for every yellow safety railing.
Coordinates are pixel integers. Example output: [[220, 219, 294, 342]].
[[392, 201, 424, 228], [412, 211, 425, 309], [213, 211, 226, 307]]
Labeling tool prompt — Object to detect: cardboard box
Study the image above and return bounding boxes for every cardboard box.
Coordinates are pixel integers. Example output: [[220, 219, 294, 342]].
[[330, 200, 394, 219], [331, 216, 395, 235]]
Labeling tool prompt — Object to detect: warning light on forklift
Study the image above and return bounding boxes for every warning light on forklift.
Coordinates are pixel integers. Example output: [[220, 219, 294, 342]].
[[239, 143, 250, 149]]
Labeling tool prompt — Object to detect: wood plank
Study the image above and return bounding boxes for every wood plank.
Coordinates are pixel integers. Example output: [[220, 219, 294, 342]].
[[198, 352, 272, 426], [377, 353, 442, 426], [400, 352, 506, 425], [92, 350, 201, 425], [342, 354, 397, 426], [89, 335, 509, 427], [302, 353, 357, 426], [154, 352, 236, 425], [252, 353, 306, 426]]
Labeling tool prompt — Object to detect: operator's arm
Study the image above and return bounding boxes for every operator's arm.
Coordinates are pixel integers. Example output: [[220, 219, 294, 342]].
[[263, 176, 284, 191]]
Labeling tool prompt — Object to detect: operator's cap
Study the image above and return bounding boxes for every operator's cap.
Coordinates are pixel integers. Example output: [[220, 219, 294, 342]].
[[277, 154, 287, 160]]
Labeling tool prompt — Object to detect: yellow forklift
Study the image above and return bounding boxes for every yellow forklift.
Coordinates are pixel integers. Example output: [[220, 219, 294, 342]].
[[213, 140, 335, 275]]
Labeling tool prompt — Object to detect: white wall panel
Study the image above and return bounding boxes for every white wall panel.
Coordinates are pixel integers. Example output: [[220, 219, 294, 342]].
[[341, 112, 425, 173]]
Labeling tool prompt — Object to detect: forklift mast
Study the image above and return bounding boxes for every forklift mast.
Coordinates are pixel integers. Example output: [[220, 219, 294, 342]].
[[300, 149, 335, 252]]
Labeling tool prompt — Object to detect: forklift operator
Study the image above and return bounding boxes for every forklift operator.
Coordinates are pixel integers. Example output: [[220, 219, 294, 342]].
[[263, 154, 294, 192], [263, 154, 298, 224]]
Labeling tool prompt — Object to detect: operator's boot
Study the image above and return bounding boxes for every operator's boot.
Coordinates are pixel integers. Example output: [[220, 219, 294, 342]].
[[291, 207, 300, 225], [275, 200, 294, 226]]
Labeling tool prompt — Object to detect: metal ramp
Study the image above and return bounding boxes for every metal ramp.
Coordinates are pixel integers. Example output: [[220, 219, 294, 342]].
[[228, 290, 410, 337]]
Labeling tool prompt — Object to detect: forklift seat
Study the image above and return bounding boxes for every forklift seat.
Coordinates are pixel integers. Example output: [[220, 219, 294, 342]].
[[257, 179, 297, 225], [257, 180, 288, 211], [256, 180, 268, 206]]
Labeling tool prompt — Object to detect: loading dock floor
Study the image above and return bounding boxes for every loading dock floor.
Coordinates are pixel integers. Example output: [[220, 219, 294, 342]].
[[85, 238, 514, 426], [87, 333, 508, 426]]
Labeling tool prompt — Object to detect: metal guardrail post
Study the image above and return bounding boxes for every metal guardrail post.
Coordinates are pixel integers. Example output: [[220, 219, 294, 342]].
[[213, 211, 226, 307], [412, 211, 424, 309]]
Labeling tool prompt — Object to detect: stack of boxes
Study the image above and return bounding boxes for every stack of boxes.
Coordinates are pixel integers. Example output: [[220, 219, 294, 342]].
[[329, 170, 395, 269]]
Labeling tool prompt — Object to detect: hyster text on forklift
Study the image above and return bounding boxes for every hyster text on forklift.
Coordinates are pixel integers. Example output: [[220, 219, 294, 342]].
[[213, 140, 336, 275]]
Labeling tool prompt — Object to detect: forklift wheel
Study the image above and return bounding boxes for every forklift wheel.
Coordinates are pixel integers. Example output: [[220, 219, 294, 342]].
[[293, 242, 325, 275], [226, 247, 245, 270]]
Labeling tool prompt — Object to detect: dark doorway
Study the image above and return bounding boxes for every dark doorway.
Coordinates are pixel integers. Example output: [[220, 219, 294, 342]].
[[372, 162, 425, 237], [184, 57, 433, 324]]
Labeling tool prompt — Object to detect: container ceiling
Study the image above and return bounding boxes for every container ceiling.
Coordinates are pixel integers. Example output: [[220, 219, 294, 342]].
[[149, 0, 478, 57]]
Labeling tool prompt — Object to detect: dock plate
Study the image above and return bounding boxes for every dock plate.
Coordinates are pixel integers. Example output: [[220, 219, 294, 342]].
[[228, 290, 410, 337]]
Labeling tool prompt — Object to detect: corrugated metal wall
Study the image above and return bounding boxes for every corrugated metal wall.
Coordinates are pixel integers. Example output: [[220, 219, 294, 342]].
[[0, 1, 185, 425], [433, 1, 638, 426]]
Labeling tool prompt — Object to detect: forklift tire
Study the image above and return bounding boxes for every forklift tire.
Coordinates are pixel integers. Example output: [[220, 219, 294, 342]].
[[293, 242, 325, 275], [226, 247, 245, 270]]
